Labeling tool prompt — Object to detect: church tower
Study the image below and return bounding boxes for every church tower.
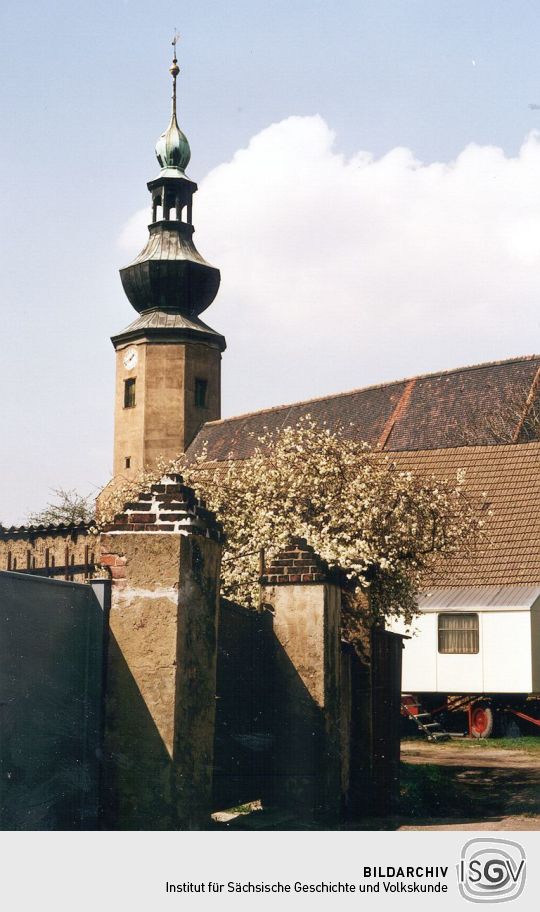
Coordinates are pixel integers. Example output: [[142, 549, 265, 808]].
[[111, 44, 225, 479]]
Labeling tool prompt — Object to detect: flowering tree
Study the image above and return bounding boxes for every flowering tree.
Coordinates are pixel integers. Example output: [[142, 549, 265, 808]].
[[98, 419, 485, 626]]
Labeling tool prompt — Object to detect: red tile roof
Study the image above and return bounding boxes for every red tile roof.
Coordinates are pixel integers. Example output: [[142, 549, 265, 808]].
[[392, 443, 540, 587]]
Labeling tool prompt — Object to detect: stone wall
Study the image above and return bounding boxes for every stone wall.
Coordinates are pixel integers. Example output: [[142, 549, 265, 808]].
[[0, 508, 402, 826], [100, 474, 223, 830], [260, 539, 342, 821], [260, 539, 404, 820], [0, 525, 99, 581], [213, 599, 275, 811], [0, 573, 106, 830]]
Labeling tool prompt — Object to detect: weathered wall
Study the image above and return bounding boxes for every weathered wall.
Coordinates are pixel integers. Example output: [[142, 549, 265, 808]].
[[371, 629, 403, 814], [261, 540, 342, 821], [100, 475, 222, 830], [341, 643, 372, 819], [174, 535, 221, 821], [260, 540, 404, 821], [213, 600, 275, 811], [0, 572, 106, 830], [0, 526, 99, 581]]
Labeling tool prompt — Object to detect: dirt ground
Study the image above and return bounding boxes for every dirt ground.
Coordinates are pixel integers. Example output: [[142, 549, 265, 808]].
[[394, 739, 540, 831], [213, 738, 540, 831]]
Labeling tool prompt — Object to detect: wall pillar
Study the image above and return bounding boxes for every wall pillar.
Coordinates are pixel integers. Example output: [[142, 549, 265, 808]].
[[100, 474, 222, 830], [260, 539, 342, 822]]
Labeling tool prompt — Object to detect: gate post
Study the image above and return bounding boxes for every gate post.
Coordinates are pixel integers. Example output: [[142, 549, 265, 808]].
[[99, 475, 222, 830], [260, 539, 342, 821]]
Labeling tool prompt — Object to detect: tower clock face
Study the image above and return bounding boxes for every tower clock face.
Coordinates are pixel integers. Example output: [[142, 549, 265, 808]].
[[123, 347, 138, 370]]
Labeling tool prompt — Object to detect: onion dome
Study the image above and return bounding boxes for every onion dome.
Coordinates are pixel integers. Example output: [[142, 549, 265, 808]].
[[155, 51, 191, 173], [155, 117, 191, 172]]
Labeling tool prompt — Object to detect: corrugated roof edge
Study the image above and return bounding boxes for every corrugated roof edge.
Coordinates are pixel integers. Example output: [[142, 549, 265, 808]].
[[418, 584, 540, 610]]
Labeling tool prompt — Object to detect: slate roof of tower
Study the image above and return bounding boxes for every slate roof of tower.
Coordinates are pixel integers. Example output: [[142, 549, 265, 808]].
[[189, 354, 540, 461], [117, 309, 223, 335]]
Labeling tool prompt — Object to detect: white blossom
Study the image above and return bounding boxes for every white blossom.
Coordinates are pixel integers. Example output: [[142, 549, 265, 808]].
[[97, 419, 484, 631]]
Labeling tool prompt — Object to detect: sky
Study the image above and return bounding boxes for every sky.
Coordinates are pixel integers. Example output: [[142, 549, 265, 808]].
[[2, 0, 540, 522]]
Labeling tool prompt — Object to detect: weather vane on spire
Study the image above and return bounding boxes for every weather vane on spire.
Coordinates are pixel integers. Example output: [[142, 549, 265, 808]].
[[171, 30, 180, 65], [169, 30, 181, 115]]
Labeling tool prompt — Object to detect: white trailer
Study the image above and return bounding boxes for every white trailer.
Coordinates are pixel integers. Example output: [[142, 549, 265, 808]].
[[390, 585, 540, 737]]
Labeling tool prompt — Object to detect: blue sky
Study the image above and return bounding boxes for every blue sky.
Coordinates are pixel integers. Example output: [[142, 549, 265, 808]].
[[2, 1, 540, 521]]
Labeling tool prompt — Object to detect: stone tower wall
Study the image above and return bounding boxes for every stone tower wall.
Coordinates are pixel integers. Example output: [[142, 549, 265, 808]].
[[112, 337, 222, 479]]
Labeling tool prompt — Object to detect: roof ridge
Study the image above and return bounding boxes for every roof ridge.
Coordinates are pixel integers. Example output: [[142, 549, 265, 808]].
[[389, 439, 540, 458], [201, 353, 540, 429]]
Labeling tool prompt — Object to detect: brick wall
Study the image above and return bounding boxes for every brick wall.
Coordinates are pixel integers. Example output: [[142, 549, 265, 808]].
[[104, 473, 223, 540], [260, 537, 338, 585]]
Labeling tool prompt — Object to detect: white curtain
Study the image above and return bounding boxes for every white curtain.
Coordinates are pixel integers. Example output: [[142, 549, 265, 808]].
[[438, 613, 479, 654]]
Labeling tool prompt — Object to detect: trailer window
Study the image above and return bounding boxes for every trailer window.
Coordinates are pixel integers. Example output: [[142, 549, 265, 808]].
[[438, 613, 479, 654]]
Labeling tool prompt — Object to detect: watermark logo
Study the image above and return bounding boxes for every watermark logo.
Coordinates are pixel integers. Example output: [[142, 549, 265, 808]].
[[458, 838, 526, 903]]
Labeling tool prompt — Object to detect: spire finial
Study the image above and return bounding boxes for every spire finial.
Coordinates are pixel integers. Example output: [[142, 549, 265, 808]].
[[170, 30, 180, 117], [154, 31, 191, 173]]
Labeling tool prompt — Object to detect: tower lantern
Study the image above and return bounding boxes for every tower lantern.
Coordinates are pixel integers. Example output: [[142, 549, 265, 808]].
[[111, 41, 226, 480]]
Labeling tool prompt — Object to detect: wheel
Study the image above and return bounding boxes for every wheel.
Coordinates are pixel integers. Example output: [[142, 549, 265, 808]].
[[470, 703, 494, 738]]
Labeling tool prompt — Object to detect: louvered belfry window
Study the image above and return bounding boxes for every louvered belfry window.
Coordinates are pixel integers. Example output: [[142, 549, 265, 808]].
[[438, 613, 479, 654]]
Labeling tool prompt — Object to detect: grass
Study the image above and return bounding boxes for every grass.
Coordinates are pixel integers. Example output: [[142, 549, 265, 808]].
[[399, 738, 540, 820], [399, 762, 470, 818], [402, 736, 540, 754]]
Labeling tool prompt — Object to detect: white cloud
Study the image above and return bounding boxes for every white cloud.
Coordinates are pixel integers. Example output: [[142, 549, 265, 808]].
[[119, 116, 540, 414]]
